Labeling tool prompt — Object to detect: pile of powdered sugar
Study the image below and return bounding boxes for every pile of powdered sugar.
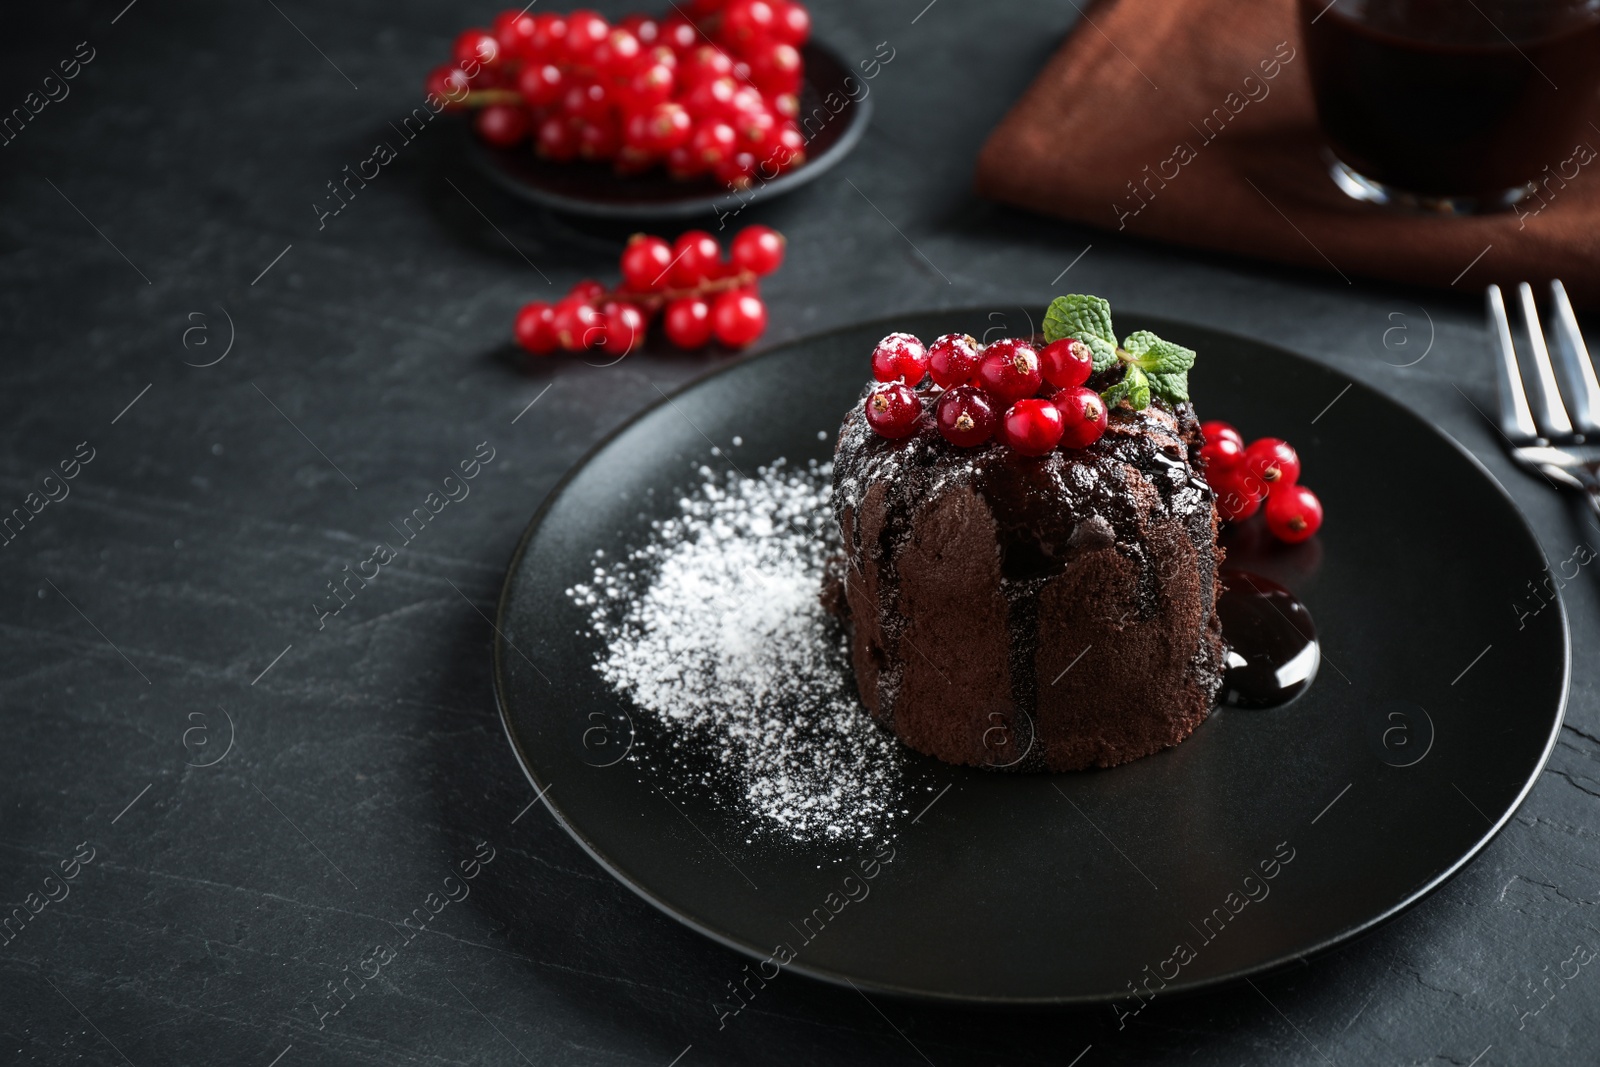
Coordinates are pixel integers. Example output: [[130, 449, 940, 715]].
[[566, 457, 905, 842]]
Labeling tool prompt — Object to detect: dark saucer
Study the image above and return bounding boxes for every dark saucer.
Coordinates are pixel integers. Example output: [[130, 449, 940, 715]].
[[467, 39, 872, 220]]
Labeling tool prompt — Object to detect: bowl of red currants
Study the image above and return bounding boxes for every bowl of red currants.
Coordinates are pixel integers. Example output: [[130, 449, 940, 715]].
[[430, 1, 873, 219]]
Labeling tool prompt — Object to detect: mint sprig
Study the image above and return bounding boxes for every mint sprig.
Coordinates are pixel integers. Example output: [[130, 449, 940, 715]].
[[1042, 295, 1196, 410], [1122, 330, 1196, 404]]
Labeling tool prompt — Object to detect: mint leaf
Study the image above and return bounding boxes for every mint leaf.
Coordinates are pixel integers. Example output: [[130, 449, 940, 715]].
[[1101, 364, 1150, 411], [1121, 331, 1195, 374], [1145, 369, 1190, 404], [1043, 295, 1114, 345], [1122, 330, 1194, 405], [1043, 295, 1119, 371]]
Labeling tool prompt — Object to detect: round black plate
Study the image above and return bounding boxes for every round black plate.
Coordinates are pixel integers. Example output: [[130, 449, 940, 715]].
[[468, 40, 871, 219], [493, 309, 1568, 1004]]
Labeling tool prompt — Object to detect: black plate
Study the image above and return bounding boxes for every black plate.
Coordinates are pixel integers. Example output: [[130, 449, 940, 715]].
[[493, 309, 1568, 1004], [468, 40, 871, 219]]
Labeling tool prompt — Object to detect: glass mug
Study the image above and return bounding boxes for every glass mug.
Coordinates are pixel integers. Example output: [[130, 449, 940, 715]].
[[1299, 0, 1600, 213]]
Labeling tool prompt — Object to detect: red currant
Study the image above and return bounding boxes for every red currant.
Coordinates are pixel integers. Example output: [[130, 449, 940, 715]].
[[733, 107, 778, 150], [561, 80, 612, 123], [1039, 338, 1093, 389], [551, 297, 602, 351], [870, 332, 928, 384], [623, 14, 661, 44], [661, 17, 700, 54], [493, 11, 538, 57], [771, 0, 811, 45], [1243, 438, 1301, 488], [749, 42, 803, 95], [714, 151, 758, 190], [935, 386, 998, 447], [712, 290, 767, 347], [927, 333, 981, 388], [1201, 420, 1243, 449], [727, 84, 767, 118], [769, 124, 805, 170], [976, 340, 1042, 405], [691, 120, 737, 166], [620, 234, 673, 291], [474, 104, 528, 148], [594, 28, 643, 80], [529, 14, 569, 59], [1052, 386, 1108, 448], [1211, 466, 1266, 522], [1199, 434, 1244, 471], [577, 117, 621, 160], [536, 116, 578, 161], [685, 77, 739, 120], [514, 300, 558, 355], [720, 0, 778, 49], [599, 301, 647, 356], [622, 62, 675, 108], [664, 298, 713, 348], [453, 29, 500, 72], [517, 62, 564, 107], [562, 10, 611, 63], [622, 14, 661, 44], [731, 226, 785, 275], [633, 102, 693, 152], [669, 231, 722, 287], [683, 45, 735, 86], [1264, 484, 1323, 544], [1001, 398, 1065, 456], [568, 278, 606, 303], [865, 383, 922, 439], [425, 64, 473, 108]]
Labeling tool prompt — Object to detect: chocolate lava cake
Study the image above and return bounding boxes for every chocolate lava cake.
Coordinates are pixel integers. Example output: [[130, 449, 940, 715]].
[[824, 299, 1226, 772]]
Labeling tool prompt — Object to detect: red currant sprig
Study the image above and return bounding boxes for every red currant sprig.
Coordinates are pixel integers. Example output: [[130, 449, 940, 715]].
[[514, 224, 785, 357], [1200, 422, 1323, 544], [427, 2, 813, 187], [861, 332, 1109, 455]]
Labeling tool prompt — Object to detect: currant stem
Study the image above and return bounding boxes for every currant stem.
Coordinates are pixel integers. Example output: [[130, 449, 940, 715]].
[[599, 269, 759, 313], [462, 89, 522, 108]]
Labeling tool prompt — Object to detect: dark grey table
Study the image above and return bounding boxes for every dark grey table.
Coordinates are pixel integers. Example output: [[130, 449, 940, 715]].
[[4, 2, 1597, 1064]]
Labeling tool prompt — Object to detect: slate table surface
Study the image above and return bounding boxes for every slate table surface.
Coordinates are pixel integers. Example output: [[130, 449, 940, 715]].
[[4, 2, 1599, 1064]]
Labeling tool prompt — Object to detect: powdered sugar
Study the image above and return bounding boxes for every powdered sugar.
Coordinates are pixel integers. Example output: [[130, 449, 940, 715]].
[[567, 458, 905, 843]]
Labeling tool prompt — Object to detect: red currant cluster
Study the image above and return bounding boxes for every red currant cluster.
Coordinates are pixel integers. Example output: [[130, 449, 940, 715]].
[[1200, 423, 1323, 544], [428, 2, 811, 187], [862, 334, 1109, 455], [515, 224, 784, 356]]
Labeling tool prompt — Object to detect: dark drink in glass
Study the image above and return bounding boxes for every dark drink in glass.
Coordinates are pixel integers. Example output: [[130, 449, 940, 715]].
[[1299, 0, 1600, 212]]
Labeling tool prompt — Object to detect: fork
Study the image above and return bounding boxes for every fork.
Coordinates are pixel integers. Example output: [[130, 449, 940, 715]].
[[1488, 280, 1600, 521]]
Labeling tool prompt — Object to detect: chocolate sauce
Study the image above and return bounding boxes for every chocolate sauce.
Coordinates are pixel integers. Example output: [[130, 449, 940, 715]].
[[1217, 569, 1319, 709], [1300, 0, 1600, 197]]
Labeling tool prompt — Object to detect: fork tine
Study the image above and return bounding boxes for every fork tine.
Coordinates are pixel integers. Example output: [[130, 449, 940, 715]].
[[1516, 282, 1574, 438], [1488, 285, 1539, 442], [1547, 280, 1600, 437]]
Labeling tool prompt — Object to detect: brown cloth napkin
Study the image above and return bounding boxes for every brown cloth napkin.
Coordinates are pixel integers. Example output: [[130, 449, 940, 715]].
[[975, 0, 1600, 306]]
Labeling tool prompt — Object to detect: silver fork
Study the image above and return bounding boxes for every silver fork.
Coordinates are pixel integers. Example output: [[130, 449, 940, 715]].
[[1489, 280, 1600, 520]]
